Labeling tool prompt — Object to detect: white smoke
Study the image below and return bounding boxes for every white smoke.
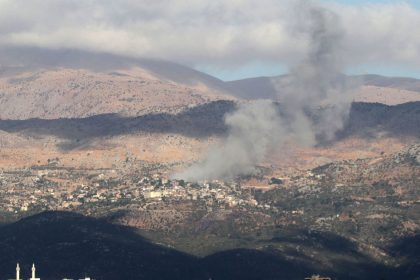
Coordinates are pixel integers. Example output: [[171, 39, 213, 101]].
[[175, 100, 283, 181], [176, 1, 357, 181]]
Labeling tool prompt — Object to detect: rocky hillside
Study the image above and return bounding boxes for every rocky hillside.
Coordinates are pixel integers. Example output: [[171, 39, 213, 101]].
[[0, 145, 418, 280], [0, 101, 417, 147]]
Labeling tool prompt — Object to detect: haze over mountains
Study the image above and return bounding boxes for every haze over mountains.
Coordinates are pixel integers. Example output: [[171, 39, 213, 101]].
[[0, 48, 419, 120]]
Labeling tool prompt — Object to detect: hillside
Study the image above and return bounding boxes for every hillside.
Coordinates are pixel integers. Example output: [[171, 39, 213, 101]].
[[0, 211, 202, 280], [226, 74, 420, 105], [0, 50, 418, 175], [0, 145, 418, 280], [0, 48, 235, 120], [0, 101, 418, 171], [0, 68, 231, 120], [0, 47, 226, 90]]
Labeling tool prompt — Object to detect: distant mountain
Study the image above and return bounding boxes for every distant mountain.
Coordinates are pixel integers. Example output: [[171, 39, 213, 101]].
[[0, 47, 232, 120], [225, 74, 420, 105], [225, 76, 281, 100], [0, 47, 418, 171], [0, 47, 226, 89], [0, 47, 419, 120], [359, 74, 420, 92]]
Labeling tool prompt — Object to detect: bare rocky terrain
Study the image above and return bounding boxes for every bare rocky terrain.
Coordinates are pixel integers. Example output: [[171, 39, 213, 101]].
[[0, 50, 419, 280], [0, 67, 231, 120]]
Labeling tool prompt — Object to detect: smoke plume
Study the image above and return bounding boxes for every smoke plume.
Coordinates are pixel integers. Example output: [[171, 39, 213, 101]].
[[275, 1, 355, 145], [175, 100, 283, 181], [176, 1, 356, 181]]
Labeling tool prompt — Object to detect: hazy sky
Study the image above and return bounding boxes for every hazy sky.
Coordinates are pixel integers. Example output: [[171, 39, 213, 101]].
[[0, 0, 419, 80], [336, 0, 420, 8]]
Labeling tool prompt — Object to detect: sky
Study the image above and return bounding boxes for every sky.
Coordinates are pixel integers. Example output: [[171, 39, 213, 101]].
[[0, 0, 419, 81], [336, 0, 420, 9], [202, 0, 420, 80]]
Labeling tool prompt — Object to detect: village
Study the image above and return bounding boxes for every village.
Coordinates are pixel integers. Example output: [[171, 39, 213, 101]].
[[0, 146, 418, 231], [0, 163, 273, 221], [0, 146, 418, 278], [0, 145, 418, 257]]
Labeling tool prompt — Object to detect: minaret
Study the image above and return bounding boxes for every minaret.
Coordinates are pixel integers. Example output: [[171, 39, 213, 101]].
[[16, 263, 21, 280], [29, 263, 40, 280]]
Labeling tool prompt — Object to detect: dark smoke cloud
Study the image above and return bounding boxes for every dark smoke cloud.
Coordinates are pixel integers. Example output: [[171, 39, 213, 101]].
[[275, 0, 356, 145]]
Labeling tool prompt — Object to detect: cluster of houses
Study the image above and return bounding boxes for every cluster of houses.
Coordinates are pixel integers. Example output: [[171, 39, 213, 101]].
[[0, 168, 269, 217]]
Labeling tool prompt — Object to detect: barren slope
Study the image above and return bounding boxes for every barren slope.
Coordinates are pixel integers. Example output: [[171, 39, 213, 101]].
[[0, 67, 232, 120], [0, 101, 418, 174], [0, 49, 418, 175]]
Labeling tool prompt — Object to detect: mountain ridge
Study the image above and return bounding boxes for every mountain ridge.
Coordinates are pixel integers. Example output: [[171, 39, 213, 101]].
[[0, 48, 419, 120]]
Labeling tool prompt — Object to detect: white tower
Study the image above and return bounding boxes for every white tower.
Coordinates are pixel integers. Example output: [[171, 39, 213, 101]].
[[16, 263, 21, 280], [29, 263, 40, 280]]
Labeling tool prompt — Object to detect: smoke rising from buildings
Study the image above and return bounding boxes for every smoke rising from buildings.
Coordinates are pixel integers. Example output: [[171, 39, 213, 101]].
[[175, 100, 283, 181], [176, 1, 357, 181]]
